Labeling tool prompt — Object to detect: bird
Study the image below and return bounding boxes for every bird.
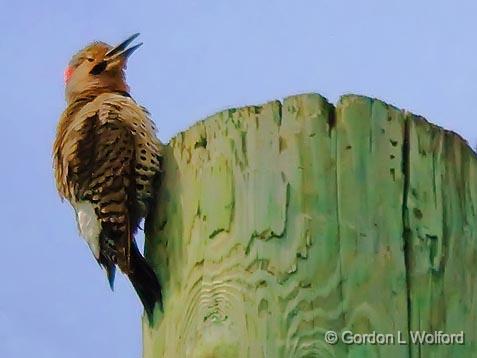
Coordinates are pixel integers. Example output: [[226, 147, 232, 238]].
[[53, 33, 163, 322]]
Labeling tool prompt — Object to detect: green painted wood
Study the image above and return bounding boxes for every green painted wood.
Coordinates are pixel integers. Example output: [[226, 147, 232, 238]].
[[405, 115, 477, 357], [142, 93, 477, 357], [335, 96, 408, 358]]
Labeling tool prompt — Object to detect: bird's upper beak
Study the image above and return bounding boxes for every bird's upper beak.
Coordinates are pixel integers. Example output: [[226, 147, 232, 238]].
[[104, 33, 143, 61]]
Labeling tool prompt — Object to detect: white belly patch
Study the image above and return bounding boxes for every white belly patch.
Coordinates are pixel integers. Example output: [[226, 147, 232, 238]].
[[73, 201, 101, 259]]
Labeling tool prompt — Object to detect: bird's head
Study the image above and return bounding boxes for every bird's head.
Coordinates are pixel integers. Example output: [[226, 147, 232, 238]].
[[64, 33, 142, 103]]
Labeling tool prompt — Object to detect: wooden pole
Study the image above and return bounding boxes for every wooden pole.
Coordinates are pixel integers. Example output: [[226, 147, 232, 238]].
[[142, 93, 477, 357]]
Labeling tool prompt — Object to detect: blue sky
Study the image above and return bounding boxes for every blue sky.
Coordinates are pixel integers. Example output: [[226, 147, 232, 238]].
[[1, 1, 476, 357]]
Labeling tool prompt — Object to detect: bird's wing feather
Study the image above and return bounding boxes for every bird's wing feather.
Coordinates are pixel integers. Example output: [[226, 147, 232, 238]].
[[99, 94, 163, 217], [54, 93, 161, 274]]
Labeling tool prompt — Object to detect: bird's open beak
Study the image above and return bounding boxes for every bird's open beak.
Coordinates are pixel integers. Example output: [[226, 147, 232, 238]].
[[105, 33, 143, 61]]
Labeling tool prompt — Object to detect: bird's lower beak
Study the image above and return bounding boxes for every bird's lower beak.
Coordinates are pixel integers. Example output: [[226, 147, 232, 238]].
[[105, 33, 143, 61]]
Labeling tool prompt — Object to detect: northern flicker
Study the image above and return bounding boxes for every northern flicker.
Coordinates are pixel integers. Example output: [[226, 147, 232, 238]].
[[53, 33, 162, 321]]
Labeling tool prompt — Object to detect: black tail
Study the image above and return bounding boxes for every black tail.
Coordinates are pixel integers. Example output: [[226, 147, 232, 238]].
[[128, 243, 163, 324]]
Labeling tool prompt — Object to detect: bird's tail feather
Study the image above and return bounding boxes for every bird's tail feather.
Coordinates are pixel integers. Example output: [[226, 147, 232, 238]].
[[128, 243, 163, 324]]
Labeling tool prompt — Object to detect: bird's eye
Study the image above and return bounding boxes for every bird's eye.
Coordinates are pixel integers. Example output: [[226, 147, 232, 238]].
[[89, 61, 107, 75]]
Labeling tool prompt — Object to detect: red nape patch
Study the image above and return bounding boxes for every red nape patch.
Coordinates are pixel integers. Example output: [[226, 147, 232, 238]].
[[64, 66, 73, 83]]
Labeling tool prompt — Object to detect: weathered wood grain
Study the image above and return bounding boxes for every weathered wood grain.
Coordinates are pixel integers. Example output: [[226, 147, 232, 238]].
[[336, 96, 408, 357], [405, 115, 477, 357], [142, 93, 477, 358]]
